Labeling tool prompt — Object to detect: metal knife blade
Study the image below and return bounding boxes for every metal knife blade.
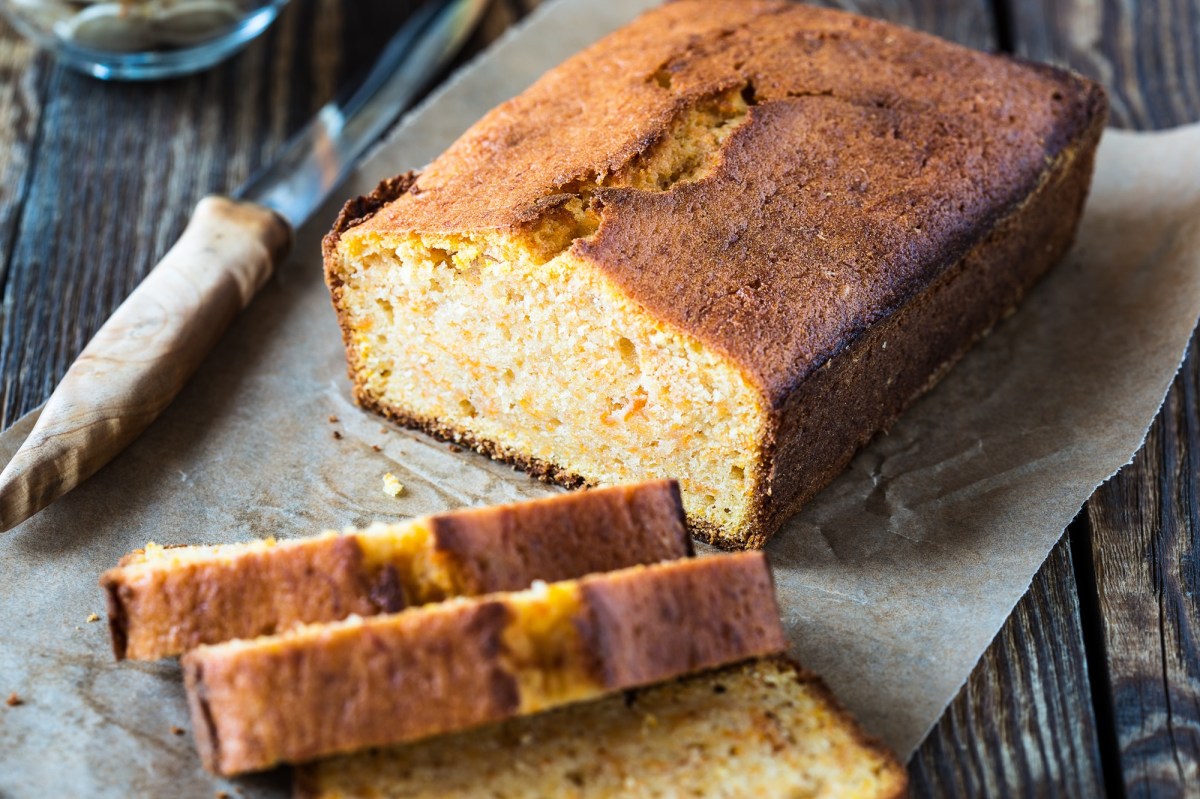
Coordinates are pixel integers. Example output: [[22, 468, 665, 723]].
[[238, 0, 490, 227]]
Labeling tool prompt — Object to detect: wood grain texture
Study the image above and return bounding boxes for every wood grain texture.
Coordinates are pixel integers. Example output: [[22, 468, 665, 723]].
[[1010, 0, 1200, 128], [909, 537, 1105, 797], [1083, 337, 1200, 797], [1014, 2, 1200, 795], [0, 22, 45, 295]]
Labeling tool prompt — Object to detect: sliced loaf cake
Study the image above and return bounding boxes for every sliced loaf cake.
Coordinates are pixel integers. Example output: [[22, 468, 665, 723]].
[[183, 552, 784, 775], [295, 657, 907, 799], [102, 480, 690, 660]]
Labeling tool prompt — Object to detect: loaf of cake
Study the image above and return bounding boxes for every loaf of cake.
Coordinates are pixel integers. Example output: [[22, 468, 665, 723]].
[[296, 657, 906, 799], [101, 480, 690, 661], [324, 0, 1107, 549], [183, 552, 784, 775]]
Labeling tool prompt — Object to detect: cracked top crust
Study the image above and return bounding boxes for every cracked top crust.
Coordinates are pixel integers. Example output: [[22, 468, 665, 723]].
[[344, 0, 1106, 406]]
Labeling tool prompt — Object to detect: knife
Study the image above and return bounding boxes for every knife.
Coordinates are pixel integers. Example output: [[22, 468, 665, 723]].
[[0, 0, 490, 532]]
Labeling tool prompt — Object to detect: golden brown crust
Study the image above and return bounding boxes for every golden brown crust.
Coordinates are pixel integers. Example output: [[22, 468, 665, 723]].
[[184, 599, 518, 775], [102, 536, 381, 661], [340, 0, 1103, 402], [102, 480, 692, 660], [737, 98, 1108, 548], [322, 172, 418, 265], [576, 552, 784, 688], [346, 84, 1107, 552], [430, 479, 692, 595], [327, 1, 1108, 549], [183, 554, 784, 775]]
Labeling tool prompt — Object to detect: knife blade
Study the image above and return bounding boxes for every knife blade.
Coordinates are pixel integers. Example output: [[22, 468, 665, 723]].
[[240, 0, 489, 226], [0, 0, 490, 532]]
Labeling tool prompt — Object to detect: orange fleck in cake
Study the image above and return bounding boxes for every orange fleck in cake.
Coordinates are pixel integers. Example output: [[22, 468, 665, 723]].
[[183, 552, 784, 775], [296, 657, 906, 799], [102, 480, 690, 661], [324, 0, 1107, 548]]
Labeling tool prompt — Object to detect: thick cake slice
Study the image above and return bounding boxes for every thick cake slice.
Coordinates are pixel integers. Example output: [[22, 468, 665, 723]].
[[182, 552, 784, 775], [296, 657, 905, 799], [102, 480, 689, 661], [324, 0, 1107, 549]]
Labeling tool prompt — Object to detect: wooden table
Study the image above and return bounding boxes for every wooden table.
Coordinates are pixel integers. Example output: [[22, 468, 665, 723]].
[[0, 0, 1196, 795]]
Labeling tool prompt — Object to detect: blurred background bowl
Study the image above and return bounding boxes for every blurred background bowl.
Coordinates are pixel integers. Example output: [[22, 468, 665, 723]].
[[0, 0, 289, 80]]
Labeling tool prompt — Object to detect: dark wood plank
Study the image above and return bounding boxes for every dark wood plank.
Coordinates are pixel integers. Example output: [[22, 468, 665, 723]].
[[1010, 0, 1200, 129], [910, 537, 1106, 796], [1013, 2, 1200, 794], [1084, 339, 1200, 796], [0, 21, 49, 300], [820, 1, 1107, 793]]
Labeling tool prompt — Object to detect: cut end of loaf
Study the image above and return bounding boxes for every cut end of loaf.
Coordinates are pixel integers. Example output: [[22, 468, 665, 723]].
[[328, 91, 769, 550], [331, 230, 767, 547]]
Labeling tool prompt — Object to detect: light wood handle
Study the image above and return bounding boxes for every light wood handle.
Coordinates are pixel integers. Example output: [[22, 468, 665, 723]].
[[0, 196, 292, 532]]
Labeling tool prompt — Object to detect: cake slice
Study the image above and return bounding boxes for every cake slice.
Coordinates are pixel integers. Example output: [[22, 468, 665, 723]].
[[324, 0, 1107, 549], [295, 657, 906, 799], [102, 480, 689, 661], [182, 552, 784, 775]]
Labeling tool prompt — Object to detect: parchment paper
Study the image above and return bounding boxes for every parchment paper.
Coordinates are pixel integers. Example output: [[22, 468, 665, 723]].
[[3, 1, 1200, 795]]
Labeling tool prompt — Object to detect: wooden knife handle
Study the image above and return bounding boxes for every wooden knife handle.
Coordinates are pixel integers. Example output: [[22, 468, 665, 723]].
[[0, 196, 292, 532]]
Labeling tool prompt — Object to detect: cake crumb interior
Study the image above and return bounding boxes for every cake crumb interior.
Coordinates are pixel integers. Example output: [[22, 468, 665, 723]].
[[302, 658, 904, 799], [334, 90, 767, 543]]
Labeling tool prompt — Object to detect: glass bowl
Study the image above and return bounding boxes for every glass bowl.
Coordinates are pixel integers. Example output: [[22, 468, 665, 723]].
[[0, 0, 289, 80]]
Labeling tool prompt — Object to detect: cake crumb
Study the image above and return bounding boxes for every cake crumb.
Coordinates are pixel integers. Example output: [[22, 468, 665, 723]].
[[448, 444, 463, 454], [382, 473, 405, 498], [171, 725, 185, 736], [378, 426, 389, 434], [216, 792, 230, 799], [332, 430, 343, 440], [328, 415, 339, 423], [86, 613, 100, 623], [371, 444, 382, 452], [6, 692, 23, 707]]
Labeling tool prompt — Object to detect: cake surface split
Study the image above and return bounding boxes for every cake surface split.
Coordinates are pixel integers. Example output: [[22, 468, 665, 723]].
[[324, 0, 1107, 549]]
